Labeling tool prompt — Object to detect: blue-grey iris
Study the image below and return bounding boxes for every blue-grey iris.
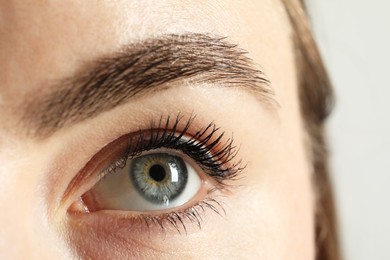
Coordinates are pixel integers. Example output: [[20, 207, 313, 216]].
[[130, 153, 188, 204]]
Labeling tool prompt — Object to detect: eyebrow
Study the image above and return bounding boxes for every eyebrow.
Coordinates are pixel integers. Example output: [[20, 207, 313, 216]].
[[22, 33, 273, 138]]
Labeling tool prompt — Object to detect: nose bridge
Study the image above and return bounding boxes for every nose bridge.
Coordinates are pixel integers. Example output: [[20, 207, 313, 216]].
[[0, 214, 37, 258]]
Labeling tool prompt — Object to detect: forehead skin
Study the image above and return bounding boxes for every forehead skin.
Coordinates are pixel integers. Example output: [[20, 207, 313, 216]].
[[0, 0, 314, 259]]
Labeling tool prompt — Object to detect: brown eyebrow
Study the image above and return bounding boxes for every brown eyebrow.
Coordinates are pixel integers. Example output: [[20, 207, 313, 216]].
[[22, 33, 273, 138]]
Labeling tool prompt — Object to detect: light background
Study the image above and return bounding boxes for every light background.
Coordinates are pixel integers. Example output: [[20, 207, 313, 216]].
[[307, 1, 390, 259]]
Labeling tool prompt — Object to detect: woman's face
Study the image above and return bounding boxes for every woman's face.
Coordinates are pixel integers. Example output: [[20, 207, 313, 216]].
[[0, 0, 314, 259]]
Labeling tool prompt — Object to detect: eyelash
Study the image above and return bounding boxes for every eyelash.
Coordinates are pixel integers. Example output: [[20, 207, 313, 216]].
[[89, 114, 245, 233]]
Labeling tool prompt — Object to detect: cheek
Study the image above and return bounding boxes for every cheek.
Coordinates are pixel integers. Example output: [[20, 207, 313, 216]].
[[0, 139, 72, 259], [213, 144, 314, 259], [216, 103, 315, 259], [221, 180, 314, 260]]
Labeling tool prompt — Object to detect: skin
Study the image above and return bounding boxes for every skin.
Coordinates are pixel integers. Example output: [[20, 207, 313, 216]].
[[0, 0, 314, 259]]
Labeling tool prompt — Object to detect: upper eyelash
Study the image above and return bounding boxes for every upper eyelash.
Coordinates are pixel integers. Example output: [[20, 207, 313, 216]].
[[102, 114, 245, 187]]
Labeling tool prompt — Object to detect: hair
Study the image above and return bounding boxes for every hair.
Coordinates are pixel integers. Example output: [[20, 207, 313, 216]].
[[282, 1, 341, 259]]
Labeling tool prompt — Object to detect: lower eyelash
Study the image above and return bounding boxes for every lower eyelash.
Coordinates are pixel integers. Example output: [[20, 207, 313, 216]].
[[136, 197, 226, 235]]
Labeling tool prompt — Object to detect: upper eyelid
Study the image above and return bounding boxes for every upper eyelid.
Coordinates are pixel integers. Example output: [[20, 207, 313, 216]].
[[61, 115, 244, 206]]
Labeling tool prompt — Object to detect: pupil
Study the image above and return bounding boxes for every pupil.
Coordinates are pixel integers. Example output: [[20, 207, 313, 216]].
[[149, 164, 166, 182]]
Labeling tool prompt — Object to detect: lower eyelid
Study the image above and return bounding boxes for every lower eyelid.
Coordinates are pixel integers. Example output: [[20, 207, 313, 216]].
[[67, 191, 226, 236], [66, 201, 222, 259], [67, 159, 229, 237]]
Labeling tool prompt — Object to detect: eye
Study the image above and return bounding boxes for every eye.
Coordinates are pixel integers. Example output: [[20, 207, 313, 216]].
[[66, 115, 244, 233], [81, 151, 202, 212]]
